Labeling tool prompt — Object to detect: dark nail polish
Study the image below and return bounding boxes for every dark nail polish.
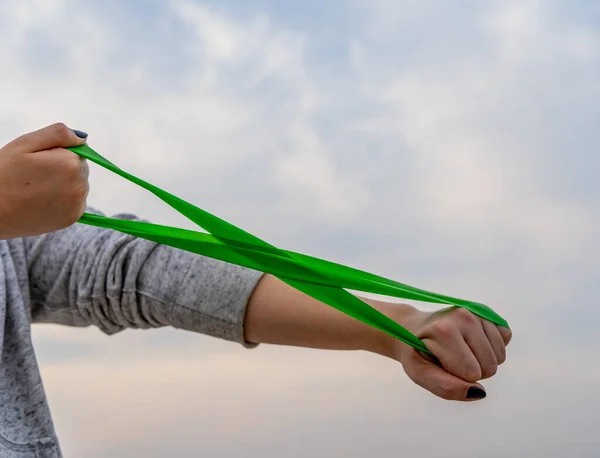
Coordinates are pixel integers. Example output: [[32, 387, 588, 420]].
[[466, 387, 487, 400], [72, 129, 88, 139]]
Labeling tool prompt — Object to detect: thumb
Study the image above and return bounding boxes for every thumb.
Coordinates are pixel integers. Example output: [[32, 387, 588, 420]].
[[7, 123, 88, 155], [402, 348, 487, 402]]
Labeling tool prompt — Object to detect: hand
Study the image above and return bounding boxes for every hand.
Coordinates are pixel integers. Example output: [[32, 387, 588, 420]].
[[381, 303, 512, 401], [245, 274, 511, 402], [0, 123, 90, 239]]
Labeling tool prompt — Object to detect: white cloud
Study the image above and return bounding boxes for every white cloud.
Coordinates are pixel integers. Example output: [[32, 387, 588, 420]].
[[345, 0, 597, 280], [0, 0, 369, 229], [40, 335, 600, 458], [2, 0, 600, 456]]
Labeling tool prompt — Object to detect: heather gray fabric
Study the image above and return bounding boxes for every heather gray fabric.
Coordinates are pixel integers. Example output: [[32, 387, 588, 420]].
[[0, 208, 263, 457]]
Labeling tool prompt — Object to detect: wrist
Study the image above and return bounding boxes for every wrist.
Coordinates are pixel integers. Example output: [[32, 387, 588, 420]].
[[361, 299, 422, 359]]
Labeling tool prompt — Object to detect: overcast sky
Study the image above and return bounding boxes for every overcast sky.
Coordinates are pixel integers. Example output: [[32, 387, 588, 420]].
[[1, 0, 599, 456]]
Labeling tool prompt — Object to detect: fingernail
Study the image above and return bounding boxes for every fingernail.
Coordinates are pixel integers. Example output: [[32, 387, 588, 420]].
[[72, 129, 88, 139], [466, 387, 487, 400]]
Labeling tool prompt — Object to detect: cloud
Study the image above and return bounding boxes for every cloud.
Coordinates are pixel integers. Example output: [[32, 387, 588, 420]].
[[1, 0, 599, 456], [329, 0, 599, 317], [41, 339, 600, 458]]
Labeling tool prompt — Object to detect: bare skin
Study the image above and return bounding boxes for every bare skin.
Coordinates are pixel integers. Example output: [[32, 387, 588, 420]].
[[245, 274, 511, 401], [1, 123, 512, 402], [0, 123, 89, 240]]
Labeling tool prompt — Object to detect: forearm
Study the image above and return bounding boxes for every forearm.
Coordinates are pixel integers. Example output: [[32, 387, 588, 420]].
[[24, 206, 414, 355], [24, 207, 263, 344], [244, 274, 414, 357]]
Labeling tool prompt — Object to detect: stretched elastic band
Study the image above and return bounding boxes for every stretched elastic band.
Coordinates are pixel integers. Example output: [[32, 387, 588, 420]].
[[69, 144, 509, 355]]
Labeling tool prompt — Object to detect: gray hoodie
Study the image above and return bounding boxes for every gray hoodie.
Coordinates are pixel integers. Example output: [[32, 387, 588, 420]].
[[0, 208, 263, 457]]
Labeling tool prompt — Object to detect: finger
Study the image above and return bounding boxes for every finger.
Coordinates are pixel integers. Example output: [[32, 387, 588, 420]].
[[5, 123, 88, 154], [42, 148, 89, 220], [421, 334, 482, 383], [498, 325, 512, 346], [32, 148, 90, 205], [464, 321, 498, 379], [403, 349, 487, 402], [39, 147, 89, 176], [81, 157, 89, 179], [482, 319, 507, 365]]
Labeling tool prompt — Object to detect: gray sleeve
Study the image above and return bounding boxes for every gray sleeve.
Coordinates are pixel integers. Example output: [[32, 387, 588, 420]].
[[23, 207, 264, 346]]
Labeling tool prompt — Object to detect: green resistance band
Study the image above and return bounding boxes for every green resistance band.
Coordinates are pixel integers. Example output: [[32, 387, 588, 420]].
[[68, 144, 509, 355]]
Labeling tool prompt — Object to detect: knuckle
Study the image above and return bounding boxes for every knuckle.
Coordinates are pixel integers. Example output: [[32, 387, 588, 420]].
[[437, 382, 455, 400], [481, 365, 497, 379], [497, 347, 507, 365], [62, 154, 85, 179], [501, 328, 513, 345], [464, 366, 482, 383], [454, 307, 477, 324], [428, 320, 455, 339], [61, 171, 88, 225], [73, 180, 88, 200], [69, 179, 88, 203], [81, 158, 89, 176], [50, 123, 72, 142]]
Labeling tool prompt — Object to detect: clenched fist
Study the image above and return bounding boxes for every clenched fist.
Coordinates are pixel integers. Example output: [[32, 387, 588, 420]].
[[383, 304, 512, 401], [0, 123, 90, 239]]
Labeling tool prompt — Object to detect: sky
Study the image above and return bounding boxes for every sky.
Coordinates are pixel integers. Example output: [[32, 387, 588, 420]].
[[0, 0, 599, 456]]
